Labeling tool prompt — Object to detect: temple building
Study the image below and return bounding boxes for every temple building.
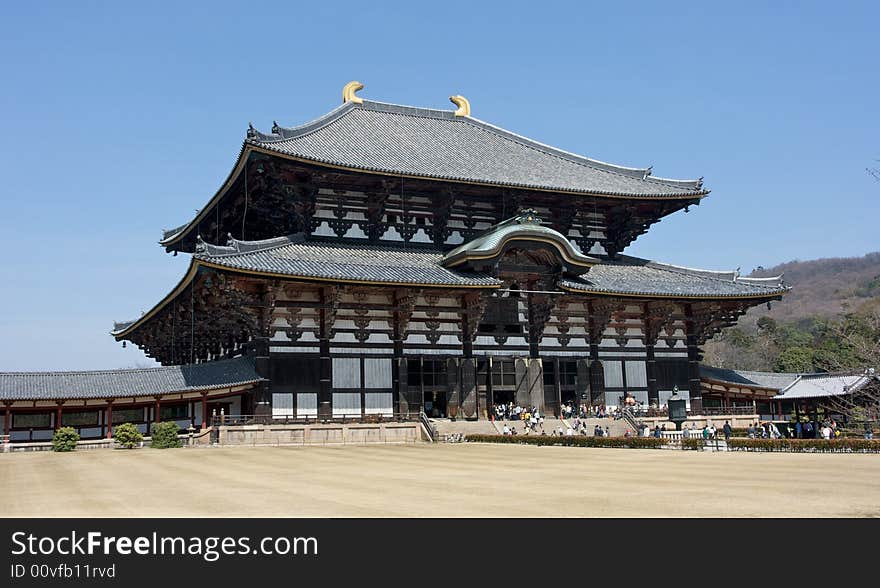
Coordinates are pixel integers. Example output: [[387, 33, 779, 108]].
[[700, 365, 880, 423], [1, 82, 790, 440]]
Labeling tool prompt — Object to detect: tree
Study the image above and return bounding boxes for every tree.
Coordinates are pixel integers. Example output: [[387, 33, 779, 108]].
[[775, 346, 814, 372], [757, 316, 778, 333]]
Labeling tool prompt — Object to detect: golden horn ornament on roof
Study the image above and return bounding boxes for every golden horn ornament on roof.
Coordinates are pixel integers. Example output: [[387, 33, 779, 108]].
[[450, 95, 471, 117], [342, 81, 364, 104]]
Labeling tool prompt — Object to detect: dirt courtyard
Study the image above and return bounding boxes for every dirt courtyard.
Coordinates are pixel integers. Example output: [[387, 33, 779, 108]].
[[2, 443, 878, 517]]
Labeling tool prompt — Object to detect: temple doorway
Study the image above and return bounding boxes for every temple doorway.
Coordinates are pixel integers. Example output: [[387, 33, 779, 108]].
[[423, 391, 447, 418]]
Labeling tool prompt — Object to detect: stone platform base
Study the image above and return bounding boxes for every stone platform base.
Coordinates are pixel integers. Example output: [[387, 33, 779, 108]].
[[216, 421, 425, 446]]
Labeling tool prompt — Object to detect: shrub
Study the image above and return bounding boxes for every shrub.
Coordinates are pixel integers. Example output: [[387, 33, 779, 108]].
[[51, 427, 79, 452], [681, 438, 704, 450], [728, 438, 880, 453], [465, 434, 666, 449], [114, 422, 143, 449], [150, 421, 182, 449]]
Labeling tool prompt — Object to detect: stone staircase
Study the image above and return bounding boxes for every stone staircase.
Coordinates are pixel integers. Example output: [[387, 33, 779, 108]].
[[429, 415, 633, 440], [430, 418, 503, 439]]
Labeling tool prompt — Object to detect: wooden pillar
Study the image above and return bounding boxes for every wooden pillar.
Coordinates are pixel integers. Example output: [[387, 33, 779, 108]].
[[4, 402, 10, 436], [460, 294, 481, 419], [154, 397, 161, 423], [391, 317, 403, 417], [318, 288, 333, 420], [684, 303, 703, 414], [646, 343, 659, 406], [253, 337, 271, 418], [105, 401, 114, 439], [587, 301, 605, 406], [55, 402, 63, 431], [201, 393, 209, 430]]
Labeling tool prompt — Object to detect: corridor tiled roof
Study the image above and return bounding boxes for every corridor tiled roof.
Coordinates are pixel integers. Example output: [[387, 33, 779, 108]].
[[0, 357, 263, 401], [699, 365, 879, 399], [700, 366, 801, 390]]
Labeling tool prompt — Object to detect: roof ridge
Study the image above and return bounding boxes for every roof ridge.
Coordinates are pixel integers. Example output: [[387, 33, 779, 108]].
[[645, 260, 789, 293], [254, 99, 705, 190], [196, 233, 305, 258]]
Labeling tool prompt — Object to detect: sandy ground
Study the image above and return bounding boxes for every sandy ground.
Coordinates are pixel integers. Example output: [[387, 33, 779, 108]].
[[1, 443, 878, 517]]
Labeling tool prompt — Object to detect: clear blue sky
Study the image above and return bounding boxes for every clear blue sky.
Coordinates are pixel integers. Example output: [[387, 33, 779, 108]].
[[1, 1, 877, 370]]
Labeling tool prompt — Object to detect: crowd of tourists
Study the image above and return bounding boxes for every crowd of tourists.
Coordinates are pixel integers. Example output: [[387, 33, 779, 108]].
[[495, 402, 618, 437], [560, 402, 611, 420]]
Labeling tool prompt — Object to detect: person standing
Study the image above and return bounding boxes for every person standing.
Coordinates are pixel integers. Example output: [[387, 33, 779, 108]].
[[723, 421, 732, 441]]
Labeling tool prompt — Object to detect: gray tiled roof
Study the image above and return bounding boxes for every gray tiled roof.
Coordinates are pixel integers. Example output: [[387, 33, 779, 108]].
[[196, 234, 502, 287], [561, 256, 789, 298], [195, 235, 786, 298], [700, 365, 801, 390], [773, 373, 878, 400], [246, 100, 707, 198], [0, 357, 262, 401]]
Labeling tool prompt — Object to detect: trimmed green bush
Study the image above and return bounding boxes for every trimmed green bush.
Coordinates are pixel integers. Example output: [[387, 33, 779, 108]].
[[728, 438, 880, 453], [150, 421, 182, 449], [51, 427, 79, 452], [114, 422, 143, 449], [466, 434, 667, 449], [680, 438, 704, 450]]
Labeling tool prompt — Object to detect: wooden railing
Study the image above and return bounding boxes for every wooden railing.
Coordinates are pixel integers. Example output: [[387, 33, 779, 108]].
[[419, 411, 438, 442], [699, 406, 757, 416]]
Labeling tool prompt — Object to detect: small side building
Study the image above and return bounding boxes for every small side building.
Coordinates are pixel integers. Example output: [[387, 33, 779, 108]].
[[700, 365, 879, 423], [0, 357, 263, 442]]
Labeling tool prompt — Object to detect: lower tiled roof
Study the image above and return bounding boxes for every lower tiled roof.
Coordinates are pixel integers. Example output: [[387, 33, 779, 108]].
[[562, 256, 788, 298], [0, 357, 263, 401], [195, 237, 787, 299], [196, 235, 502, 287]]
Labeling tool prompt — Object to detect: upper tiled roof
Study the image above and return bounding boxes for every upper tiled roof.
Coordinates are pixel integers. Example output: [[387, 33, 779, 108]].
[[195, 234, 502, 288], [561, 256, 789, 299], [245, 99, 707, 199], [0, 357, 263, 401]]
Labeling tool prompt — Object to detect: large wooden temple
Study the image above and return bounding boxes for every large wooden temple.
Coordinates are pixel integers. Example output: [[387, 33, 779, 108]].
[[110, 82, 788, 421], [0, 82, 790, 442]]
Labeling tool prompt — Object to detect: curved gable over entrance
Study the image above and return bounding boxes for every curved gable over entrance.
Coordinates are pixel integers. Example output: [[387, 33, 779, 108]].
[[440, 209, 598, 276]]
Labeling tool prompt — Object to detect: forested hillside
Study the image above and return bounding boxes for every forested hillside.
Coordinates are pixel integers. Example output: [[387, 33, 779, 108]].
[[703, 252, 880, 372]]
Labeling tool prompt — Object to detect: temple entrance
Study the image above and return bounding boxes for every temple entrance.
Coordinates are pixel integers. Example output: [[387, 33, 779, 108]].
[[560, 389, 578, 406], [491, 389, 516, 409], [423, 390, 447, 418]]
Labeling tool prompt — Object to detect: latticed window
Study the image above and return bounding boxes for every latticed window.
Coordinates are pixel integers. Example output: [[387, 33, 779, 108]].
[[13, 413, 51, 428], [62, 411, 100, 426], [160, 404, 188, 421], [559, 361, 578, 387], [491, 360, 516, 387], [113, 408, 145, 424]]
